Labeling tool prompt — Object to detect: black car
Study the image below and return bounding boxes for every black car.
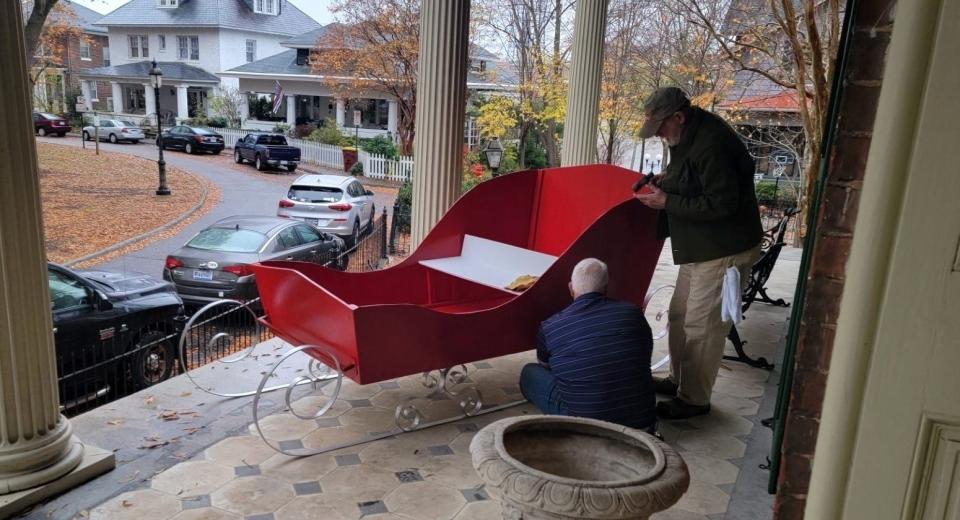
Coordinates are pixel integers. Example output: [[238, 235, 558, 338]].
[[157, 125, 225, 154], [164, 215, 345, 310], [48, 263, 185, 412]]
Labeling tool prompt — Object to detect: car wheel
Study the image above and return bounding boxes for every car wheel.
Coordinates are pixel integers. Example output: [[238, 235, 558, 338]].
[[286, 165, 297, 173], [37, 127, 47, 137], [132, 139, 141, 144], [234, 149, 244, 164], [57, 132, 67, 137], [211, 149, 221, 155], [108, 133, 118, 144], [351, 220, 361, 247], [367, 205, 375, 232], [255, 154, 265, 171], [82, 131, 90, 141], [133, 330, 175, 388], [185, 142, 194, 154]]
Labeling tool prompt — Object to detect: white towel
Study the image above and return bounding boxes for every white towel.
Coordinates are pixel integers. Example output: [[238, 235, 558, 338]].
[[721, 267, 743, 324]]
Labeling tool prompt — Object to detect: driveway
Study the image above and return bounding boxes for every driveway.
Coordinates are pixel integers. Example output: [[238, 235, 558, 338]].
[[38, 136, 397, 278]]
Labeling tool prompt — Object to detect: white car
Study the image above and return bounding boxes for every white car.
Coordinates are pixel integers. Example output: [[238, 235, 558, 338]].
[[82, 119, 145, 144], [277, 174, 376, 246]]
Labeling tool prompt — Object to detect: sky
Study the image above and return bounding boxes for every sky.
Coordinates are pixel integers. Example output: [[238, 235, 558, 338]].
[[71, 0, 337, 24]]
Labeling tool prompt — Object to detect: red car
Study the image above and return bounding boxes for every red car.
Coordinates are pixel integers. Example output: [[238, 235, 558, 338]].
[[33, 112, 71, 137]]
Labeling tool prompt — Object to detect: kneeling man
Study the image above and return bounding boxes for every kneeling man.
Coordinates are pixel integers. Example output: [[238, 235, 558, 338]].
[[519, 258, 656, 431]]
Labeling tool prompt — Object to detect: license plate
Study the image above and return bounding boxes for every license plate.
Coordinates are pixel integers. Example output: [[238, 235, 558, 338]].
[[192, 269, 213, 281], [304, 218, 319, 226]]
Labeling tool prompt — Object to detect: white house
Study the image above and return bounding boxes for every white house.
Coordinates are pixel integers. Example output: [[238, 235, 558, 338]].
[[220, 25, 520, 138], [76, 0, 320, 123]]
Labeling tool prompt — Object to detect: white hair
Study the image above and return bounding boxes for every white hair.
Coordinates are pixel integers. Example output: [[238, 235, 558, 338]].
[[570, 258, 608, 297]]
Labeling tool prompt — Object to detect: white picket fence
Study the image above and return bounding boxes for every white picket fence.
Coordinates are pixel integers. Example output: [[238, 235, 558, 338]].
[[212, 128, 413, 181], [359, 151, 414, 182]]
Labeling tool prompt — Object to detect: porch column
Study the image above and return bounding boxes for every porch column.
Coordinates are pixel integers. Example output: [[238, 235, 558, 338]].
[[79, 80, 93, 111], [144, 83, 156, 123], [286, 94, 296, 127], [239, 92, 249, 125], [336, 97, 345, 127], [410, 0, 471, 246], [0, 3, 113, 514], [176, 85, 189, 121], [560, 0, 609, 166], [387, 99, 398, 141], [110, 81, 122, 114]]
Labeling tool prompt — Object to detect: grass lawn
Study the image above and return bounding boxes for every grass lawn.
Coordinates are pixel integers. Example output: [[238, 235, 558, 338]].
[[37, 142, 214, 264]]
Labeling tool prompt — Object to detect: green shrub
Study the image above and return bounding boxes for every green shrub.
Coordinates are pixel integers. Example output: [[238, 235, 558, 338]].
[[206, 116, 228, 128], [272, 122, 291, 134], [754, 181, 795, 204], [360, 135, 399, 160], [307, 119, 352, 145], [349, 160, 364, 176]]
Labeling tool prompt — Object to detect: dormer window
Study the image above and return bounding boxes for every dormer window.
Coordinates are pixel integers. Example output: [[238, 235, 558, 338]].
[[469, 60, 487, 73], [158, 0, 178, 7], [254, 0, 278, 15], [295, 48, 309, 66]]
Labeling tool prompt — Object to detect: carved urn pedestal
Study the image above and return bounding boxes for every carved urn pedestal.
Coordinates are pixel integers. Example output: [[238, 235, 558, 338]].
[[470, 416, 689, 519]]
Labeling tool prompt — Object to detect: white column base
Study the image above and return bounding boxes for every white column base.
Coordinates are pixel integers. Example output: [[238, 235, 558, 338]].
[[0, 445, 114, 518]]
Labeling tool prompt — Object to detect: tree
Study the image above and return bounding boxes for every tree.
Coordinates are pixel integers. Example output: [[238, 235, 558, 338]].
[[474, 0, 575, 168], [675, 0, 842, 220], [22, 1, 88, 110], [208, 87, 246, 128], [476, 95, 518, 139], [314, 0, 420, 155], [597, 0, 648, 164]]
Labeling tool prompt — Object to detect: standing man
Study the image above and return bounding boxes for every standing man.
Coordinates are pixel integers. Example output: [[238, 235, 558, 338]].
[[519, 258, 657, 432], [634, 87, 763, 420]]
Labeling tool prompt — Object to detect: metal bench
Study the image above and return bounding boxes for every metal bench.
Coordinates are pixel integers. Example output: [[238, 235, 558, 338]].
[[724, 208, 798, 370]]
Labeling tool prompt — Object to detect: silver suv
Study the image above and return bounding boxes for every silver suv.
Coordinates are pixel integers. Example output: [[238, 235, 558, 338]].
[[277, 174, 376, 246]]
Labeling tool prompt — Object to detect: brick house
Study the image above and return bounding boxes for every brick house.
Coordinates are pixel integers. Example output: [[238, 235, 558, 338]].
[[31, 0, 112, 114]]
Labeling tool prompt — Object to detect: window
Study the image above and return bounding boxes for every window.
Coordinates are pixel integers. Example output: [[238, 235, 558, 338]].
[[288, 186, 342, 203], [276, 227, 301, 249], [295, 225, 323, 244], [157, 0, 178, 6], [102, 46, 110, 66], [48, 270, 91, 311], [254, 0, 277, 15], [158, 35, 166, 51], [177, 36, 199, 60], [79, 40, 91, 60], [295, 48, 309, 66], [129, 35, 148, 58], [245, 39, 256, 62], [186, 228, 267, 253]]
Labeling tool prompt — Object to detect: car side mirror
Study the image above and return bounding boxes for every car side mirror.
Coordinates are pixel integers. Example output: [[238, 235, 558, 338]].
[[95, 290, 113, 311]]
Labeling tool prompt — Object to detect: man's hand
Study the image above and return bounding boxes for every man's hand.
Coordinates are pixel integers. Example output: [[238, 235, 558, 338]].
[[635, 183, 667, 209]]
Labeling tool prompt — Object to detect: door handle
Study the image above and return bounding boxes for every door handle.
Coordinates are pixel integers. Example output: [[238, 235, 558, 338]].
[[285, 256, 294, 260], [309, 250, 317, 254], [52, 327, 58, 334]]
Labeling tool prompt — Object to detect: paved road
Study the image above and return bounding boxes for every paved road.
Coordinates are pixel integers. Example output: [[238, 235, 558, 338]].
[[39, 136, 396, 278]]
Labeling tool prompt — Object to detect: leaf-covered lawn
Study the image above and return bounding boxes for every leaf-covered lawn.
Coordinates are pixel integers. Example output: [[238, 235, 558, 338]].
[[37, 143, 213, 263]]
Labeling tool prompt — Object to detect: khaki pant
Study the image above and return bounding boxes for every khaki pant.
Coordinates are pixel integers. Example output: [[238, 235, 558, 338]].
[[668, 244, 761, 406]]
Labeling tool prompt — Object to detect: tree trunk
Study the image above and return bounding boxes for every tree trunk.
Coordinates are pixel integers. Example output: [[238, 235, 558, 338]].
[[541, 120, 560, 167], [23, 0, 58, 61]]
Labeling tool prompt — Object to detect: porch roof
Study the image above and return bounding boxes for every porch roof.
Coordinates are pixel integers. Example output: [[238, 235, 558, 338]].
[[220, 50, 520, 91], [76, 61, 220, 84]]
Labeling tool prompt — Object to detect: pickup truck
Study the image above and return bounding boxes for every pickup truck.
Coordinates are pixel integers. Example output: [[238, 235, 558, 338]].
[[233, 133, 301, 172]]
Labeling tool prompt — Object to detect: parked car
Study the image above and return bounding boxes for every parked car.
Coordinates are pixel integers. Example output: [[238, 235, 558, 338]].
[[82, 119, 145, 144], [163, 215, 345, 309], [47, 262, 185, 412], [33, 112, 70, 137], [276, 175, 377, 246], [157, 125, 225, 154], [234, 133, 301, 172]]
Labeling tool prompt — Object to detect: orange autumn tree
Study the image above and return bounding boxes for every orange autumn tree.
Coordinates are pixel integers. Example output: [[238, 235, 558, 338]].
[[22, 1, 87, 88], [314, 0, 420, 155]]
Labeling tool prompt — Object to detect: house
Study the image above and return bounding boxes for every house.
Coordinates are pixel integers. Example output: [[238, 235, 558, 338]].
[[220, 25, 520, 138], [29, 0, 112, 114], [75, 0, 321, 123]]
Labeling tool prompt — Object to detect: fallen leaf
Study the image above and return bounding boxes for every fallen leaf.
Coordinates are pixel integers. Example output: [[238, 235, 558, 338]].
[[143, 395, 156, 408], [106, 419, 124, 426], [159, 410, 180, 421], [121, 500, 133, 508], [79, 510, 89, 518], [180, 391, 192, 397]]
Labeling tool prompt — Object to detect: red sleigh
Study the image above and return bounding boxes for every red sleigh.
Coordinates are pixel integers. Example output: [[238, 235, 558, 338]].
[[251, 164, 665, 386]]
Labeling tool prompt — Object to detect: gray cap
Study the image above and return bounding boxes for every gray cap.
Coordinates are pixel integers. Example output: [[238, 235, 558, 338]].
[[638, 87, 691, 139]]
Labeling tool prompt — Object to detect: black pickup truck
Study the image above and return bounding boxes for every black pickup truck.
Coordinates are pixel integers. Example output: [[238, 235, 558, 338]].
[[233, 133, 301, 172]]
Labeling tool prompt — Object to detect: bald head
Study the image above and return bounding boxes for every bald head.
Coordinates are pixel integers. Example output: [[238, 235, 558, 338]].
[[570, 258, 608, 298]]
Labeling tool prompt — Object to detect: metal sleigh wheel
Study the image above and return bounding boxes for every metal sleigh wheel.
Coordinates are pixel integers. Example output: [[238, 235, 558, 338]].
[[643, 284, 675, 371]]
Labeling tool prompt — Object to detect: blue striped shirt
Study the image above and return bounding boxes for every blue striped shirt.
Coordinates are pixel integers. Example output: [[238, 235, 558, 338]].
[[537, 292, 656, 429]]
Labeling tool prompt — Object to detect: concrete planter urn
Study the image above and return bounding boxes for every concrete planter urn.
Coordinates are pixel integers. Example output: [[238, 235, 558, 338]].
[[470, 416, 689, 519]]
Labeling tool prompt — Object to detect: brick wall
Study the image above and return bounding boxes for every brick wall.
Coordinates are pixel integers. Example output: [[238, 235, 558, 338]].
[[774, 0, 897, 517]]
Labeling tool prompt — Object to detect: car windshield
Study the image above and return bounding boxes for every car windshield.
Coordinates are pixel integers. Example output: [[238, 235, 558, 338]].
[[288, 186, 342, 203], [258, 135, 287, 145], [194, 128, 216, 135], [39, 113, 58, 119], [120, 120, 138, 127], [186, 228, 266, 253]]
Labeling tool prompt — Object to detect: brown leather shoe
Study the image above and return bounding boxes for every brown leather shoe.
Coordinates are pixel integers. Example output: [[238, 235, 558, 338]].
[[652, 377, 678, 396], [656, 398, 711, 420]]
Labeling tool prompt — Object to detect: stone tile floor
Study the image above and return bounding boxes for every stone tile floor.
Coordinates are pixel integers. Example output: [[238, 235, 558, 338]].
[[38, 246, 800, 520]]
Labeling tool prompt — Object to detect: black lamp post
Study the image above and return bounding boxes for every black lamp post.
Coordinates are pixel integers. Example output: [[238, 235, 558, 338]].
[[483, 137, 504, 177], [149, 59, 171, 196]]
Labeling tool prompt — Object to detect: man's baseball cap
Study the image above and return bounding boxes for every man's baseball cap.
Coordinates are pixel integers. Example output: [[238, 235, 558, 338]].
[[638, 87, 692, 139]]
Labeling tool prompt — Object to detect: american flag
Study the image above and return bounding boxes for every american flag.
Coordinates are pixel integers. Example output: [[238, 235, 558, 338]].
[[271, 80, 284, 114]]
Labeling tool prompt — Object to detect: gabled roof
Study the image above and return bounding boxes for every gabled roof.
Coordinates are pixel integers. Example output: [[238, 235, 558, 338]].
[[94, 0, 321, 37], [62, 0, 108, 35], [220, 49, 520, 89], [77, 61, 220, 83], [280, 25, 506, 62]]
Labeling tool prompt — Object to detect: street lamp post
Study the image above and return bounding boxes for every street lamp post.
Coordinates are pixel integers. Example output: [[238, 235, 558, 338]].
[[149, 59, 171, 196], [483, 137, 504, 177]]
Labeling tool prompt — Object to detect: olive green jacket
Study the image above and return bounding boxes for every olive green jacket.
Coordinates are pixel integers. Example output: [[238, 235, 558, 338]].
[[657, 107, 763, 264]]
